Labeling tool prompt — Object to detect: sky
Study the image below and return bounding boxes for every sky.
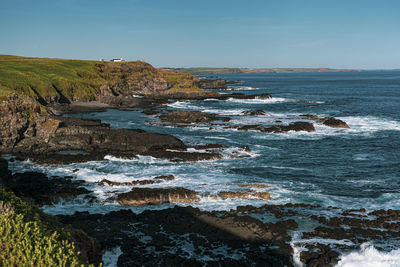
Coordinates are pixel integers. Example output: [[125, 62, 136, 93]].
[[1, 0, 399, 69]]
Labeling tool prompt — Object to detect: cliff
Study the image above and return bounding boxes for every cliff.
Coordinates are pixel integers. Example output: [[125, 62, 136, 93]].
[[0, 55, 204, 151]]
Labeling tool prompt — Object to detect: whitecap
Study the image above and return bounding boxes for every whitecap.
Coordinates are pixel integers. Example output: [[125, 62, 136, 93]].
[[227, 97, 290, 104], [336, 243, 400, 267]]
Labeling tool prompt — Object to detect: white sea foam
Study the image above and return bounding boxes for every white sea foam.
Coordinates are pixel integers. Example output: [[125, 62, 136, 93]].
[[227, 97, 290, 104], [338, 116, 400, 132], [102, 246, 122, 267], [226, 86, 258, 91], [336, 243, 400, 267]]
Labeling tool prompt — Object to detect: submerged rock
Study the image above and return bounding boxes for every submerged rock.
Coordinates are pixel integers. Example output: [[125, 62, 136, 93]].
[[117, 187, 200, 205]]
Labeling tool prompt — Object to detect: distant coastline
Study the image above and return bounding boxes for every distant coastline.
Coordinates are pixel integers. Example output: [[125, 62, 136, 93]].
[[176, 67, 360, 75]]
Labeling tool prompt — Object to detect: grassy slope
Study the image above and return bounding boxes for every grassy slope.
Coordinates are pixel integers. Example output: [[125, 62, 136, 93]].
[[0, 55, 202, 102], [0, 55, 104, 101]]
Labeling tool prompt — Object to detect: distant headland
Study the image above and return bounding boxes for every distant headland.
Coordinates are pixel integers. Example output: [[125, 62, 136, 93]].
[[176, 67, 359, 75]]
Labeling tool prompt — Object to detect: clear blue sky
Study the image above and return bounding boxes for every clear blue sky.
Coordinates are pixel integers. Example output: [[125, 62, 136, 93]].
[[1, 0, 399, 69]]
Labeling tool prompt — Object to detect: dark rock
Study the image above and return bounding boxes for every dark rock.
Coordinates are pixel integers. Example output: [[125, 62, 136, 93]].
[[97, 179, 160, 186], [159, 110, 230, 124], [320, 117, 350, 128], [70, 229, 102, 266], [117, 187, 200, 205], [242, 110, 269, 116], [300, 244, 340, 267], [195, 79, 227, 90], [57, 206, 296, 267], [238, 121, 315, 133], [3, 171, 89, 205], [0, 158, 12, 184], [153, 175, 175, 181]]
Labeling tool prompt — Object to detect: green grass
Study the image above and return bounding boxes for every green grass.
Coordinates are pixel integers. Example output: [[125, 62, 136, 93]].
[[0, 187, 95, 266], [0, 55, 203, 103], [0, 55, 105, 101]]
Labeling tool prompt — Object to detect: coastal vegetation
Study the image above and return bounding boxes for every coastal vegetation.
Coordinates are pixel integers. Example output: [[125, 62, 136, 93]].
[[0, 188, 94, 266]]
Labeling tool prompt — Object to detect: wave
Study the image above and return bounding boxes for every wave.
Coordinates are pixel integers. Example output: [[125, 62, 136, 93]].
[[227, 97, 290, 104], [336, 243, 400, 267], [226, 86, 258, 91]]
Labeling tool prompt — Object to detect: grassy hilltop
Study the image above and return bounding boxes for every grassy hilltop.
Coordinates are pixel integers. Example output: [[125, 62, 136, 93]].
[[0, 55, 202, 102]]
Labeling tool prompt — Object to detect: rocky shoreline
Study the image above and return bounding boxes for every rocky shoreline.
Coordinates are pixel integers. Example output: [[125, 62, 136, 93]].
[[2, 68, 396, 267]]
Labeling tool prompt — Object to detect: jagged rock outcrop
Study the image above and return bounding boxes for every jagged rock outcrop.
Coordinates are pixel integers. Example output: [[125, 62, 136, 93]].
[[159, 110, 230, 124]]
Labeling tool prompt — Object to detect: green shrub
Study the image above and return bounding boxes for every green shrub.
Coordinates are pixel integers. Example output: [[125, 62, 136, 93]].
[[0, 188, 95, 266], [0, 213, 84, 266]]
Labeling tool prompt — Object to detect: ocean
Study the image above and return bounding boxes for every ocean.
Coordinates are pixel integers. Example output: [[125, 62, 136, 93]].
[[9, 70, 400, 266]]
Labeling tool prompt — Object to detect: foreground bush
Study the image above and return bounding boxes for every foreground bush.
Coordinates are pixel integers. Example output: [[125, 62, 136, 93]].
[[0, 188, 94, 266]]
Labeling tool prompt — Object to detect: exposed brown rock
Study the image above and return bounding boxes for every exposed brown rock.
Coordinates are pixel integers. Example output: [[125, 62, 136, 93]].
[[238, 184, 269, 189], [219, 191, 271, 200], [117, 187, 200, 205]]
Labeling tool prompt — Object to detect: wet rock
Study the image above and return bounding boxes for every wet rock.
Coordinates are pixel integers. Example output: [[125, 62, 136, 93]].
[[3, 171, 89, 205], [190, 143, 227, 150], [219, 191, 271, 200], [159, 110, 230, 124], [153, 175, 175, 181], [0, 158, 12, 184], [300, 243, 340, 267], [57, 206, 296, 267], [145, 149, 223, 162], [320, 117, 350, 128], [238, 121, 315, 133], [242, 110, 270, 116], [97, 178, 160, 186], [117, 187, 200, 205]]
